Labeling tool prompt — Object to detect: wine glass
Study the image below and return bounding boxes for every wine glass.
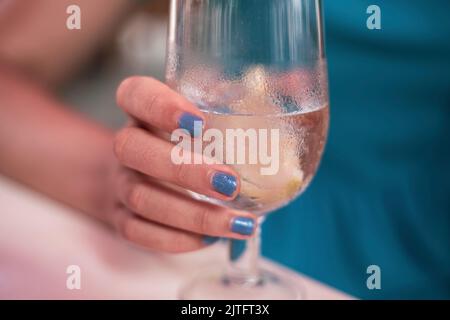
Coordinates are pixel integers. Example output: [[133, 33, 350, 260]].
[[165, 0, 329, 299]]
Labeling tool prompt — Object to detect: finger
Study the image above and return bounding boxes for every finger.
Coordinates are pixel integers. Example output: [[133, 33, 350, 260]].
[[116, 76, 204, 137], [114, 126, 240, 200], [112, 206, 211, 253], [116, 172, 256, 239]]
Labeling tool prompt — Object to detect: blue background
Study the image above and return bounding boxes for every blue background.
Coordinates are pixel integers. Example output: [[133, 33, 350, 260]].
[[263, 0, 450, 299]]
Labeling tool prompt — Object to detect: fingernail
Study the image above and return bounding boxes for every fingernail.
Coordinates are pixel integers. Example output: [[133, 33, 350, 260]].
[[231, 217, 255, 236], [178, 113, 203, 137], [212, 172, 238, 197], [202, 236, 220, 245]]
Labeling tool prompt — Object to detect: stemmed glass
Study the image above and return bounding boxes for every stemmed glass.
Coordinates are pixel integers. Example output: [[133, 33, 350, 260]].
[[165, 0, 329, 299]]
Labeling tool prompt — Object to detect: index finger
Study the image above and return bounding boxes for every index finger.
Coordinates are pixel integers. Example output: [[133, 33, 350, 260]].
[[116, 76, 204, 137]]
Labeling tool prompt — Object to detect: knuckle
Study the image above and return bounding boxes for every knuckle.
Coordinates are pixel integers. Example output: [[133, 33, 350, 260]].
[[173, 163, 190, 185], [141, 139, 159, 163], [113, 127, 134, 161], [126, 183, 144, 212], [193, 208, 210, 234], [168, 235, 192, 253], [119, 217, 135, 242], [144, 91, 163, 119], [116, 76, 141, 107]]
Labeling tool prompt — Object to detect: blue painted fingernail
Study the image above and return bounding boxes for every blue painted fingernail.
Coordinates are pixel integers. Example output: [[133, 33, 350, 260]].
[[202, 236, 220, 245], [231, 217, 255, 236], [212, 172, 237, 197], [178, 113, 203, 137]]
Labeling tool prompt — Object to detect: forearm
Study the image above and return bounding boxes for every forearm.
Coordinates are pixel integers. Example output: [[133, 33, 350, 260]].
[[0, 0, 132, 86], [0, 67, 114, 221]]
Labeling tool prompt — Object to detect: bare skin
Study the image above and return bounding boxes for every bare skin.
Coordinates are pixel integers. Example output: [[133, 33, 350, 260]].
[[0, 0, 256, 253]]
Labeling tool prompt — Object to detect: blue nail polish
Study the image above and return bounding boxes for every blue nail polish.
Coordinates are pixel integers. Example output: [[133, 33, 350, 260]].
[[202, 236, 220, 245], [212, 172, 237, 197], [231, 217, 255, 236], [178, 113, 203, 137]]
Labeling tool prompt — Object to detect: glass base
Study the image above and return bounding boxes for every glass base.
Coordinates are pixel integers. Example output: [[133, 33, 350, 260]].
[[179, 268, 304, 300]]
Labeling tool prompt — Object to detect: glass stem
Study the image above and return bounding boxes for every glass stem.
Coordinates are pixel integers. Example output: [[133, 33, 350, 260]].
[[225, 216, 265, 285]]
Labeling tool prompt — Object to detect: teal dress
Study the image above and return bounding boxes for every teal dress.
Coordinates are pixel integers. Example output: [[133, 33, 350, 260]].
[[263, 0, 450, 299]]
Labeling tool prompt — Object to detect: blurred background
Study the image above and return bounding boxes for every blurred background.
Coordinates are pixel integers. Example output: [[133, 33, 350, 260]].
[[62, 1, 169, 127]]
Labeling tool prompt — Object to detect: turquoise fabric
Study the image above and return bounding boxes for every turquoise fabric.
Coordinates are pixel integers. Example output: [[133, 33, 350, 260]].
[[263, 0, 450, 299]]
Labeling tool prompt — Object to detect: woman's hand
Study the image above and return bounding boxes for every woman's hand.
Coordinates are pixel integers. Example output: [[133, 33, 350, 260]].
[[107, 76, 256, 253]]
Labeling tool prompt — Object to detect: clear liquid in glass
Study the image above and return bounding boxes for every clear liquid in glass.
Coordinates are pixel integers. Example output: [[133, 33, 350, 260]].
[[168, 65, 329, 214]]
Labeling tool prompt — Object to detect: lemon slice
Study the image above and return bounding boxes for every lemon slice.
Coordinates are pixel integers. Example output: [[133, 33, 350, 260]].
[[239, 166, 304, 205], [284, 167, 304, 198]]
